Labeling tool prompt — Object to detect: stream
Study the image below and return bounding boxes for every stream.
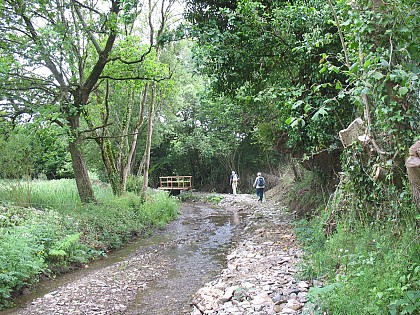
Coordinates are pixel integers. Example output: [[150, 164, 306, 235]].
[[1, 200, 244, 315]]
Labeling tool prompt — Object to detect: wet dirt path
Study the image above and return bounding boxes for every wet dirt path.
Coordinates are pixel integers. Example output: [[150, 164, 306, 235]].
[[1, 199, 244, 315]]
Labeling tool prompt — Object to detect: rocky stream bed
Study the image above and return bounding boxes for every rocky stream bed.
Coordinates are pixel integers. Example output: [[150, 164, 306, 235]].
[[2, 193, 315, 315]]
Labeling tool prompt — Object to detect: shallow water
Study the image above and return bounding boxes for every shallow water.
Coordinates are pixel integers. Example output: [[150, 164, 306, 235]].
[[126, 203, 240, 314]]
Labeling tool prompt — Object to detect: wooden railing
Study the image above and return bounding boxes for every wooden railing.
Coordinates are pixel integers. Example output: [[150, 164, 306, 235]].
[[158, 176, 192, 191]]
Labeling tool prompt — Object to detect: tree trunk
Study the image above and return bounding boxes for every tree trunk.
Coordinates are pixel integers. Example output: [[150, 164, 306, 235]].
[[69, 136, 96, 203], [67, 114, 95, 203], [406, 140, 420, 209], [101, 139, 124, 196], [122, 84, 148, 192], [141, 82, 157, 199]]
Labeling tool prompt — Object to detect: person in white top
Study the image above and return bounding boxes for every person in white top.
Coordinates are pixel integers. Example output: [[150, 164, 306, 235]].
[[253, 172, 265, 202], [230, 171, 239, 195]]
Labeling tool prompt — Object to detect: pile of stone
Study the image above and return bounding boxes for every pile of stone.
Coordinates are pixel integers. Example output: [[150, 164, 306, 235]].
[[191, 195, 311, 315]]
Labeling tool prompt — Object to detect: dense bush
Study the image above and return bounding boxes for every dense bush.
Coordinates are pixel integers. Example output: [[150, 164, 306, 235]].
[[0, 224, 46, 309]]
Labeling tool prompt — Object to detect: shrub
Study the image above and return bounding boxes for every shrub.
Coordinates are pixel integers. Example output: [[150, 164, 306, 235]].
[[125, 175, 143, 194], [138, 191, 179, 228], [205, 194, 224, 204], [0, 227, 46, 308]]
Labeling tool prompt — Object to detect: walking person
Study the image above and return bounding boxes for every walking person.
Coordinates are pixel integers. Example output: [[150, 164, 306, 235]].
[[253, 172, 265, 202], [230, 171, 239, 195]]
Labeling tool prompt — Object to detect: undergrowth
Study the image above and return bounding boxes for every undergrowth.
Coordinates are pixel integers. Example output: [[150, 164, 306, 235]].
[[294, 172, 420, 315], [286, 171, 330, 217], [0, 179, 179, 310]]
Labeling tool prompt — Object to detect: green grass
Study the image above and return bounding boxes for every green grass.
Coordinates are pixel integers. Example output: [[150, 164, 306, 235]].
[[0, 178, 179, 310], [297, 219, 420, 315], [289, 171, 420, 315]]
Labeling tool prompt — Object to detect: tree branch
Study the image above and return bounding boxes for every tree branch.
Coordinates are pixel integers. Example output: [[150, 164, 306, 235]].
[[72, 0, 102, 54], [99, 73, 173, 82], [81, 0, 121, 104], [327, 0, 350, 68], [19, 10, 67, 88]]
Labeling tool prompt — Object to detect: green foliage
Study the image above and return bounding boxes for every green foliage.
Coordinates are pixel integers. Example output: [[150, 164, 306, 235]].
[[125, 175, 143, 194], [0, 125, 72, 180], [48, 233, 83, 263], [0, 227, 46, 309], [205, 194, 224, 204], [138, 191, 179, 228], [328, 0, 419, 218], [389, 288, 420, 315], [297, 216, 420, 314], [176, 191, 195, 202], [0, 130, 36, 179], [340, 146, 418, 224], [0, 179, 82, 211], [185, 0, 354, 180]]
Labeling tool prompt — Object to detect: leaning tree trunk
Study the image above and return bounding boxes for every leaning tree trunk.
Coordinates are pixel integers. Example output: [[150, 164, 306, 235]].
[[121, 85, 148, 192], [68, 115, 96, 203], [406, 140, 420, 209], [101, 139, 123, 196], [141, 82, 156, 199]]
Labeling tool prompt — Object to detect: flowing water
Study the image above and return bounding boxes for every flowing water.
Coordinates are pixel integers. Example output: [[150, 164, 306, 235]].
[[1, 200, 244, 315]]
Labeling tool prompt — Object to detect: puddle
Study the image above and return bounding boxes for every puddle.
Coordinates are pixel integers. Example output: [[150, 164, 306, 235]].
[[0, 202, 244, 315]]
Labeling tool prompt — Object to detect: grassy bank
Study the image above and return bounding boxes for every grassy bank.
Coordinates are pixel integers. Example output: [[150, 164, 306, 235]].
[[0, 179, 179, 310], [289, 173, 420, 315], [297, 219, 419, 315]]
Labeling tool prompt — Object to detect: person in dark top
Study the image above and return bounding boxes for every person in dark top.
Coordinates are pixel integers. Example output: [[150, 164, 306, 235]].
[[253, 172, 265, 202]]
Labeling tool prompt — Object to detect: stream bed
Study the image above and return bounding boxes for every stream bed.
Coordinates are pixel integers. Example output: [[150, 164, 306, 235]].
[[1, 201, 243, 315]]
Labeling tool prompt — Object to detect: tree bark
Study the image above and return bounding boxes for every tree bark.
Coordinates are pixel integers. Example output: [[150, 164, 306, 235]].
[[122, 85, 148, 191], [141, 82, 157, 198], [406, 140, 420, 209], [68, 115, 96, 203]]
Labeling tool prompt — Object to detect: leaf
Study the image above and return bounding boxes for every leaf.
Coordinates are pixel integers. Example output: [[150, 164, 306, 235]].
[[398, 87, 409, 96], [361, 87, 371, 95], [292, 100, 304, 109], [304, 103, 312, 113], [49, 249, 67, 258], [290, 119, 299, 128], [312, 106, 329, 121], [381, 59, 389, 68], [372, 71, 384, 80], [291, 118, 301, 128]]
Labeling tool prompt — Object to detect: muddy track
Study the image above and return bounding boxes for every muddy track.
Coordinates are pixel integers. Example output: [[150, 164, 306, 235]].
[[1, 193, 311, 315]]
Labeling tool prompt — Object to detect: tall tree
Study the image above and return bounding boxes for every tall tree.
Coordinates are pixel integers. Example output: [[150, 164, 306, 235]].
[[185, 0, 352, 178], [81, 0, 178, 196], [0, 0, 143, 202]]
